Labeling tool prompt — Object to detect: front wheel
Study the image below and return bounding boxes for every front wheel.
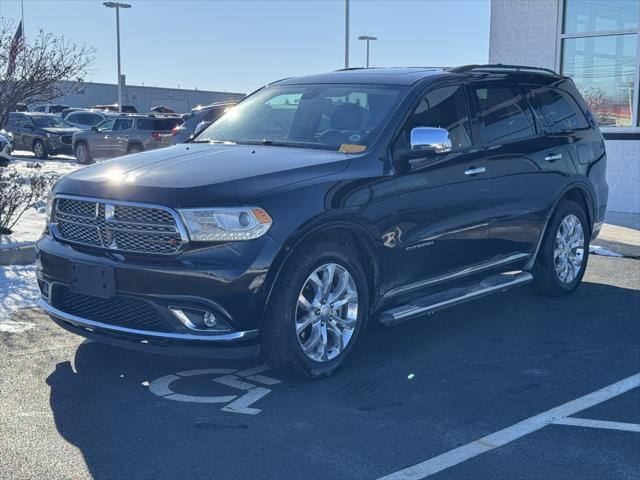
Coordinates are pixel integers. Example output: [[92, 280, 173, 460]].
[[532, 199, 590, 296], [33, 139, 48, 160], [261, 241, 369, 378]]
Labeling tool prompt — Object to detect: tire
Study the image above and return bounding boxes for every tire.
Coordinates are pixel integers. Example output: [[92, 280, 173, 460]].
[[532, 199, 590, 296], [33, 139, 48, 160], [261, 240, 369, 378], [127, 144, 142, 155], [74, 142, 92, 164]]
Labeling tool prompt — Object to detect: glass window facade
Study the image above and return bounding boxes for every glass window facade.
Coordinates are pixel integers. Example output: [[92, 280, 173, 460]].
[[561, 0, 639, 129]]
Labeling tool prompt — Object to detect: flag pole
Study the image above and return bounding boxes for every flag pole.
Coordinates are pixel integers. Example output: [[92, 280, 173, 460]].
[[21, 0, 24, 41]]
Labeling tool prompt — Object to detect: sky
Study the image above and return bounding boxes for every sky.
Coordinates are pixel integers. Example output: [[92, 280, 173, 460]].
[[0, 0, 490, 94]]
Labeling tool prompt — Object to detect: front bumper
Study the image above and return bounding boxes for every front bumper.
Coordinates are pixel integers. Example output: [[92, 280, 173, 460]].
[[36, 233, 282, 359], [39, 298, 260, 359]]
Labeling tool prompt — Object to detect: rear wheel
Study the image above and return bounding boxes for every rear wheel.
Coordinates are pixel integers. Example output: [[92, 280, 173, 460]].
[[74, 142, 92, 164], [127, 144, 142, 155], [33, 139, 48, 160], [261, 241, 369, 378], [532, 199, 589, 296]]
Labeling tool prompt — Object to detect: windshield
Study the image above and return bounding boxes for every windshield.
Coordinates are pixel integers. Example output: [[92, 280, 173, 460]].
[[32, 116, 71, 128], [198, 84, 406, 151]]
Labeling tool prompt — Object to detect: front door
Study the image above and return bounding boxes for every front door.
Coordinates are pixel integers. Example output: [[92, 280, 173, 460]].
[[91, 119, 116, 158], [390, 82, 492, 298]]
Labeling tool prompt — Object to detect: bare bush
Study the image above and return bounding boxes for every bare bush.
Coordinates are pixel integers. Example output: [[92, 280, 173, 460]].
[[0, 167, 58, 235], [0, 19, 95, 125]]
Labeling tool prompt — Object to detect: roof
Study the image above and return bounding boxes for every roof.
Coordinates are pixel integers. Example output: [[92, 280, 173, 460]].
[[276, 68, 446, 86], [275, 64, 563, 87]]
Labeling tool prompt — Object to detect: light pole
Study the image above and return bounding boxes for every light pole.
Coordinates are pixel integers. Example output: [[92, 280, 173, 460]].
[[344, 0, 350, 69], [103, 2, 131, 113], [358, 35, 377, 68]]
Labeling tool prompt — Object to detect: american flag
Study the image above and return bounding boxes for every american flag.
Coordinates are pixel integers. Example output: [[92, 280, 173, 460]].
[[6, 20, 25, 76]]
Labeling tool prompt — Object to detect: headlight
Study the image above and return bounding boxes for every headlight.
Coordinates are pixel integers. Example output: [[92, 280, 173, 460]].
[[178, 207, 272, 241], [46, 133, 59, 140]]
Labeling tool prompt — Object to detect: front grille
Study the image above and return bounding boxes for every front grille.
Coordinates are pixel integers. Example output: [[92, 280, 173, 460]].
[[53, 197, 184, 255], [52, 285, 171, 332]]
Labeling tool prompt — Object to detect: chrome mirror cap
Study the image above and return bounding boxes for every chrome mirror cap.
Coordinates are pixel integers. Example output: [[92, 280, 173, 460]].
[[410, 127, 452, 154]]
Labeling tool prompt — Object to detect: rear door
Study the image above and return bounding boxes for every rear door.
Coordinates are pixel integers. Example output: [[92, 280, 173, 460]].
[[112, 118, 134, 156], [470, 80, 574, 261]]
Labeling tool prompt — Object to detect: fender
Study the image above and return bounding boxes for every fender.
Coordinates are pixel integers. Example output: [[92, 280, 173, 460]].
[[524, 179, 596, 271], [260, 214, 384, 325]]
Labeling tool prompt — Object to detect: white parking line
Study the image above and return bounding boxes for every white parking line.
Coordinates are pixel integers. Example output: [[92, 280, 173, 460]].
[[552, 417, 640, 432], [379, 373, 640, 480]]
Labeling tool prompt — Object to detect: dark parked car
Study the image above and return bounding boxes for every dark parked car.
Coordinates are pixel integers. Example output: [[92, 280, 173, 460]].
[[33, 104, 70, 114], [72, 115, 183, 163], [3, 112, 80, 159], [171, 102, 234, 144], [64, 109, 119, 130], [37, 65, 608, 377], [91, 104, 139, 114]]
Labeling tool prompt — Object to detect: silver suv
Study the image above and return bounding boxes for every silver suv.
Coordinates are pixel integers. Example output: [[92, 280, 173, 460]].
[[72, 115, 183, 164]]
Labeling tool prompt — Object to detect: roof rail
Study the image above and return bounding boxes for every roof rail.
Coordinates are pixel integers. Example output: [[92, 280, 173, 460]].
[[449, 64, 558, 76]]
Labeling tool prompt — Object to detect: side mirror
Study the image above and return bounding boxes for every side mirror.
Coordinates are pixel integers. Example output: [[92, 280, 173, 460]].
[[91, 126, 98, 132], [410, 127, 452, 154]]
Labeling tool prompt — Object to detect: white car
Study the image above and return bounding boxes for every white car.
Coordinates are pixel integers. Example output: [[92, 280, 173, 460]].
[[0, 130, 13, 167]]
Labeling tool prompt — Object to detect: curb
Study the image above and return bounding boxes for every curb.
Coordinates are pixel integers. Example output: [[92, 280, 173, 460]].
[[0, 244, 36, 266]]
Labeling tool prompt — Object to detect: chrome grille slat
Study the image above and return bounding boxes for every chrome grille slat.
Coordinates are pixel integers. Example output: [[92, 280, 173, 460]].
[[53, 196, 185, 255]]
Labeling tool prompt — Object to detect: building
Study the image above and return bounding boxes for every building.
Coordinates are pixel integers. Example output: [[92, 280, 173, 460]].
[[46, 80, 245, 115], [489, 0, 639, 213]]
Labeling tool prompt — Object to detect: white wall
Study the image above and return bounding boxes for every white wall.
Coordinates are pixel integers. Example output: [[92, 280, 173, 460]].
[[605, 140, 640, 213], [489, 0, 559, 70], [489, 0, 640, 213]]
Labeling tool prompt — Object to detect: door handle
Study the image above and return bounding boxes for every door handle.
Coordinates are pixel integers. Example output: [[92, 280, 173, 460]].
[[464, 166, 486, 176], [544, 153, 563, 162]]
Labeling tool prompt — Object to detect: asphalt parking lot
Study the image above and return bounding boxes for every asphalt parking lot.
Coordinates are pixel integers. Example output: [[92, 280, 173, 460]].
[[1, 254, 639, 480]]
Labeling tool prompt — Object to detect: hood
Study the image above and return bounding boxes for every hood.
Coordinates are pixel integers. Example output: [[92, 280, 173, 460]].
[[41, 127, 81, 135], [55, 143, 352, 206]]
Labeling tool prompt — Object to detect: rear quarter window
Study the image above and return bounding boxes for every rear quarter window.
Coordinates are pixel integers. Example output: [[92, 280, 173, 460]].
[[529, 86, 589, 132]]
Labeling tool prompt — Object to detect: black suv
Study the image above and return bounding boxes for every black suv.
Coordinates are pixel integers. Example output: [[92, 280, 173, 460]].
[[36, 65, 608, 377], [3, 113, 80, 159]]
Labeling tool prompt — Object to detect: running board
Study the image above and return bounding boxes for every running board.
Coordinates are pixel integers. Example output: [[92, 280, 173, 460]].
[[381, 271, 533, 326]]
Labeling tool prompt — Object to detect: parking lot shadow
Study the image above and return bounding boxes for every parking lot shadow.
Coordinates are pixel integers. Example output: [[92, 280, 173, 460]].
[[45, 280, 640, 480]]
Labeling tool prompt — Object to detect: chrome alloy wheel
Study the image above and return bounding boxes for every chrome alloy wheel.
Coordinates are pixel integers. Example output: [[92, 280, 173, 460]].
[[34, 141, 45, 158], [76, 143, 89, 163], [554, 214, 585, 284], [295, 263, 359, 362]]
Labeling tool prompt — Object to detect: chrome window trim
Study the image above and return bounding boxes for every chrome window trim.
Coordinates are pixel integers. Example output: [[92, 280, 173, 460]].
[[51, 193, 190, 255], [38, 297, 258, 342], [383, 252, 530, 300]]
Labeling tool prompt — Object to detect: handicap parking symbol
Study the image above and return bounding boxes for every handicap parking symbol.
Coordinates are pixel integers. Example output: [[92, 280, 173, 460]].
[[147, 364, 281, 415]]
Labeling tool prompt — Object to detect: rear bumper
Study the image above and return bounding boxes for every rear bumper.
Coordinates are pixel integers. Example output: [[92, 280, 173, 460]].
[[39, 297, 260, 359]]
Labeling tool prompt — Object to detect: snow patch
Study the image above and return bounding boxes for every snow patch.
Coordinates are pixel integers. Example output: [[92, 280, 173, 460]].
[[0, 264, 40, 324], [589, 245, 624, 258]]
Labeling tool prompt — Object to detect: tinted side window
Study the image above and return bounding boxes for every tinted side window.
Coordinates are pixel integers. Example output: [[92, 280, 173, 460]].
[[472, 84, 536, 144], [34, 106, 46, 113], [114, 118, 133, 130], [136, 118, 154, 130], [529, 86, 588, 132], [403, 85, 472, 150]]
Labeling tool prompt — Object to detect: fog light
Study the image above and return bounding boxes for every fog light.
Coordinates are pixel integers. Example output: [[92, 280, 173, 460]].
[[169, 307, 231, 332], [203, 312, 217, 328]]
